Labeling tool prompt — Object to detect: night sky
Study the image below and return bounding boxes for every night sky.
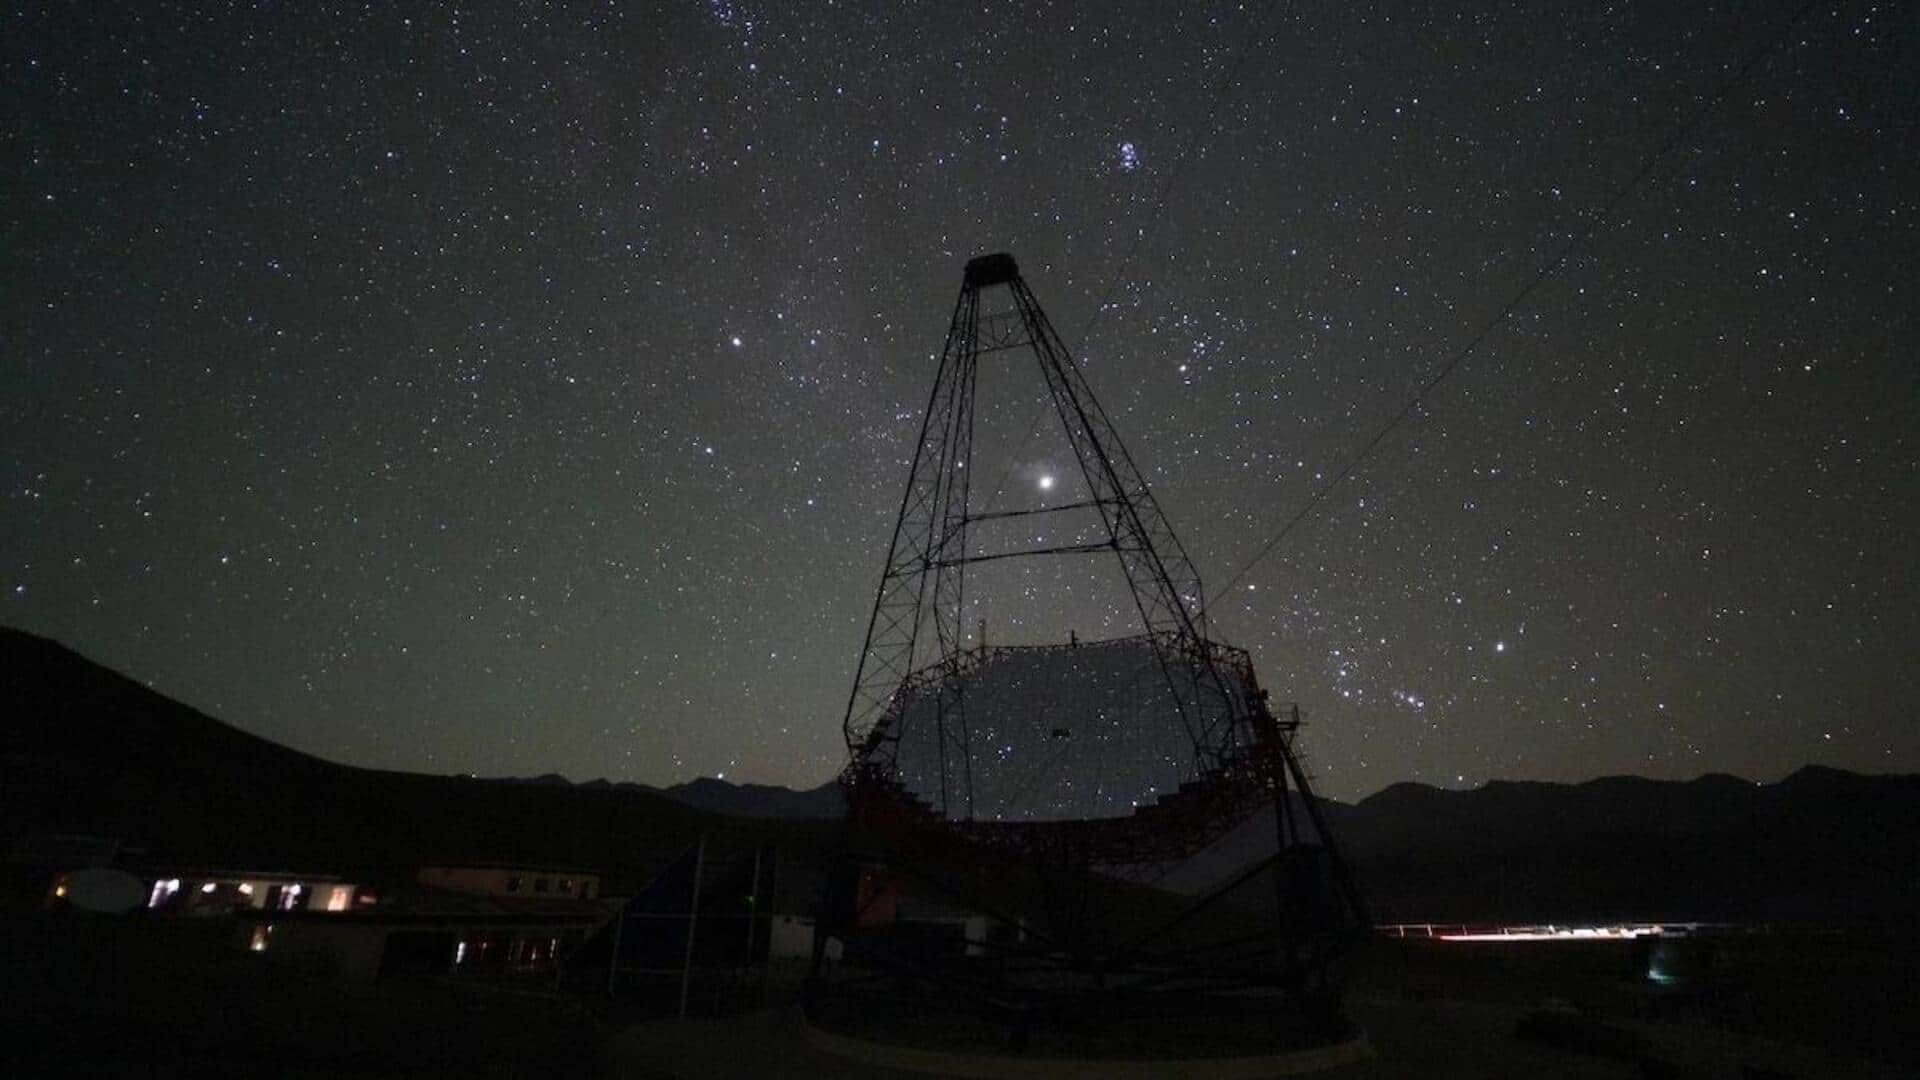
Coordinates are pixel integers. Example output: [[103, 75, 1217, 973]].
[[5, 2, 1914, 802]]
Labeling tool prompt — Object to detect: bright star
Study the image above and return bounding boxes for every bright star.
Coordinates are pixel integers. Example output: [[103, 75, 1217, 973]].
[[1038, 474, 1055, 491]]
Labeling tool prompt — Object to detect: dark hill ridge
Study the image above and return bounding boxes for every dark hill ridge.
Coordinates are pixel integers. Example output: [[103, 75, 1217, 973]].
[[491, 772, 844, 819], [1344, 771, 1770, 858], [1337, 766, 1920, 924], [653, 776, 843, 819], [0, 627, 718, 890], [4, 626, 1916, 922]]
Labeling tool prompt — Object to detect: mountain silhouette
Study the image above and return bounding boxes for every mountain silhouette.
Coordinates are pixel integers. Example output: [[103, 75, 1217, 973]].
[[1, 627, 715, 889], [5, 626, 1914, 922]]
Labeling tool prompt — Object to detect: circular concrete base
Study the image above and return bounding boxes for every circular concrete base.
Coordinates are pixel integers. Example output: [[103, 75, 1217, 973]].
[[801, 1018, 1373, 1078]]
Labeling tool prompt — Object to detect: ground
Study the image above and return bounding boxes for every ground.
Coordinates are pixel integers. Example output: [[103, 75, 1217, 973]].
[[0, 913, 608, 1078], [4, 913, 1912, 1077], [607, 994, 1907, 1079]]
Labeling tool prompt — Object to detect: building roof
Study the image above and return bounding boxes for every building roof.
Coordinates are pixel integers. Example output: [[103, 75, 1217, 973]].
[[417, 861, 604, 877], [238, 886, 621, 928]]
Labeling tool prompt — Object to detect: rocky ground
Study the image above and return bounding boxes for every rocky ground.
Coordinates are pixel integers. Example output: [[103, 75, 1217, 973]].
[[5, 913, 1912, 1078]]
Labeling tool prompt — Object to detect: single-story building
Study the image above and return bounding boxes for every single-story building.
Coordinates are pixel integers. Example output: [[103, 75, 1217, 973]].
[[236, 888, 617, 983], [139, 868, 361, 915]]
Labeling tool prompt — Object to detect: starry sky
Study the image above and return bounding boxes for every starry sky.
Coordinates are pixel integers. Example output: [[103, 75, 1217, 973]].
[[5, 1, 1914, 802]]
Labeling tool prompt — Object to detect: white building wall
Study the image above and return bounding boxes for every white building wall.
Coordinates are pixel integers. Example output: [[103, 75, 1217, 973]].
[[770, 914, 840, 962]]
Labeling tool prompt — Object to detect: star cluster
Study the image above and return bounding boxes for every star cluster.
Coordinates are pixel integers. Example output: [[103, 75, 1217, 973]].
[[4, 1, 1914, 800]]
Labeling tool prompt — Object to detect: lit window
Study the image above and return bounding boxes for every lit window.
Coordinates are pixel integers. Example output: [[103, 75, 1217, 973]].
[[148, 878, 181, 909], [249, 924, 273, 952], [201, 882, 218, 894]]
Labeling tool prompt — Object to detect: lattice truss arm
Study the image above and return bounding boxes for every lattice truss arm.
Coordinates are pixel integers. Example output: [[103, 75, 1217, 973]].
[[1009, 278, 1248, 762], [842, 286, 977, 758]]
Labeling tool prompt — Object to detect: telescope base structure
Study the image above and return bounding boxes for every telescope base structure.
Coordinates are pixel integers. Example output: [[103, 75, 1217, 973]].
[[808, 759, 1365, 1066]]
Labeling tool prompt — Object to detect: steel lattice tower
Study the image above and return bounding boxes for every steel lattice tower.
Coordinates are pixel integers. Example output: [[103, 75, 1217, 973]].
[[815, 255, 1366, 1057], [841, 253, 1252, 817]]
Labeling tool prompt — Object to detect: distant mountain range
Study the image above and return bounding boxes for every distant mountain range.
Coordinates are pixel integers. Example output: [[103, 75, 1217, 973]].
[[494, 771, 843, 820], [1161, 763, 1920, 924], [5, 626, 1915, 923]]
